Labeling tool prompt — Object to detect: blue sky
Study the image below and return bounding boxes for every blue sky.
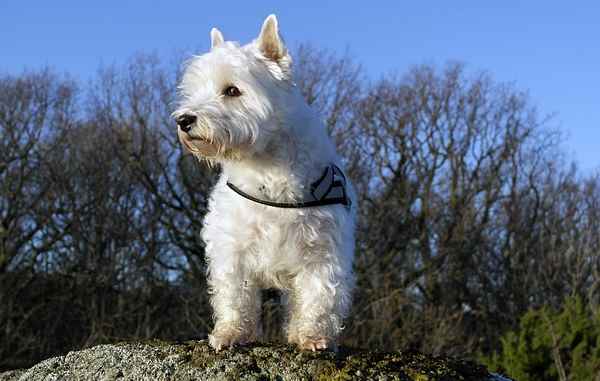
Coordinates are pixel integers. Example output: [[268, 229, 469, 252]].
[[2, 1, 599, 172]]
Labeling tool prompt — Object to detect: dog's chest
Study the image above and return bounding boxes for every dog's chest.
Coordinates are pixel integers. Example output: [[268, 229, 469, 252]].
[[237, 204, 306, 280], [208, 179, 303, 258]]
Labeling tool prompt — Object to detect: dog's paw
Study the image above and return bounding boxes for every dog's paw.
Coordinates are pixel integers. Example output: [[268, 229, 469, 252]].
[[209, 328, 250, 351], [297, 336, 335, 352]]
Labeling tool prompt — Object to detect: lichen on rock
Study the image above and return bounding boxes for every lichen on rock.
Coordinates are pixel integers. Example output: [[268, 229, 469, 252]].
[[0, 340, 512, 380]]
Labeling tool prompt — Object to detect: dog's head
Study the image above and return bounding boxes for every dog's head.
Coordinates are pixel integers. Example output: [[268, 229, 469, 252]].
[[173, 15, 295, 162]]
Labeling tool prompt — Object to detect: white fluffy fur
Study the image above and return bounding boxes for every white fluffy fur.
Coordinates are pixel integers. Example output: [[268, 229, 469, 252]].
[[173, 14, 356, 352]]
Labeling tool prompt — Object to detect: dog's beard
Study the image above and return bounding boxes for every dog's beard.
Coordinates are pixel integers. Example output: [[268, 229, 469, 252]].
[[178, 129, 246, 164]]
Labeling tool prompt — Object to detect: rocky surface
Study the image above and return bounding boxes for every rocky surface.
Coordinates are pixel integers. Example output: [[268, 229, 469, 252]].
[[0, 340, 512, 380]]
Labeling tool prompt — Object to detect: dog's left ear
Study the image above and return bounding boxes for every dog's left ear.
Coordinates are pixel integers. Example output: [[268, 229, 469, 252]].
[[257, 14, 287, 62]]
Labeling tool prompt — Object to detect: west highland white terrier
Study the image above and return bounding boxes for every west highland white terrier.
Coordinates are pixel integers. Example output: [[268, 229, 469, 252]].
[[173, 14, 356, 352]]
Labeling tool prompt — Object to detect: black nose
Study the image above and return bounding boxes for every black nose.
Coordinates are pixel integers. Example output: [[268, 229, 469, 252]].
[[176, 114, 197, 133]]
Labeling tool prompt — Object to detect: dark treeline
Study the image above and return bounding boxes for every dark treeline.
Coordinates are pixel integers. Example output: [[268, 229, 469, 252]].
[[1, 46, 599, 373]]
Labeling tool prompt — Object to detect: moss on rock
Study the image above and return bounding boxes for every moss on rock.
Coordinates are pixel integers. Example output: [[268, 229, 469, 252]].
[[0, 340, 511, 380]]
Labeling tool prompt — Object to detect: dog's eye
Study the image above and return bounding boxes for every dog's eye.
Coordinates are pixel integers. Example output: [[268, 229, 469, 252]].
[[223, 86, 242, 97]]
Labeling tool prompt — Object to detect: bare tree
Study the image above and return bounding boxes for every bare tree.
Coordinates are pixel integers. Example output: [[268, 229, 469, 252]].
[[0, 70, 78, 366], [342, 63, 569, 354]]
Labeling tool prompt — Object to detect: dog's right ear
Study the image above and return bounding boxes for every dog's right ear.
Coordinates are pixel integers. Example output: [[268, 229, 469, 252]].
[[255, 14, 292, 80], [257, 14, 286, 62], [211, 28, 225, 49]]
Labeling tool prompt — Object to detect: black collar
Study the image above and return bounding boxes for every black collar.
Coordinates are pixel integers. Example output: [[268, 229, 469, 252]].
[[226, 164, 351, 209]]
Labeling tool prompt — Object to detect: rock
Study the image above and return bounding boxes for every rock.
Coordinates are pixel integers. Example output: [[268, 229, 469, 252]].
[[0, 340, 512, 380]]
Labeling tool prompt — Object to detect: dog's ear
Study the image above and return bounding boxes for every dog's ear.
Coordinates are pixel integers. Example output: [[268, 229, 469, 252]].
[[257, 14, 287, 61], [211, 28, 225, 49]]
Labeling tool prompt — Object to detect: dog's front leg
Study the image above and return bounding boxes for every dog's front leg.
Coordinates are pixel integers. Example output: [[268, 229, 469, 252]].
[[207, 270, 261, 351], [286, 261, 353, 352]]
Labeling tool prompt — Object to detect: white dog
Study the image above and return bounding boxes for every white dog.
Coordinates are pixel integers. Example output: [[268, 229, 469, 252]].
[[173, 14, 356, 352]]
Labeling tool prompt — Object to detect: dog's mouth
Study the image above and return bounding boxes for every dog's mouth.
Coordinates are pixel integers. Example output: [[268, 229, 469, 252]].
[[187, 135, 209, 143]]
